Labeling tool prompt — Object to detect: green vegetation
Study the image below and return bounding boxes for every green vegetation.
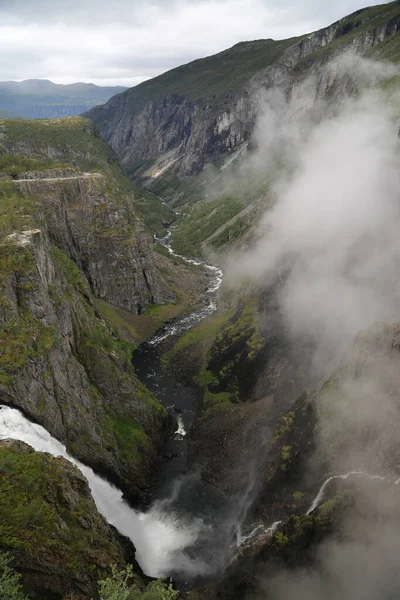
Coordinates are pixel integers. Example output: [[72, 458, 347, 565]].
[[272, 412, 296, 445], [162, 309, 234, 369], [0, 446, 121, 572], [90, 37, 302, 122], [273, 531, 289, 547], [0, 153, 68, 175], [203, 390, 233, 412], [0, 117, 129, 188], [0, 245, 57, 382], [95, 298, 140, 345], [131, 185, 176, 236], [0, 182, 37, 238], [78, 322, 133, 370], [169, 171, 271, 256], [172, 195, 248, 258], [0, 552, 27, 600], [293, 491, 305, 503], [209, 212, 254, 250], [51, 245, 90, 296], [280, 445, 292, 472], [295, 1, 400, 69], [99, 565, 179, 600], [105, 416, 151, 464]]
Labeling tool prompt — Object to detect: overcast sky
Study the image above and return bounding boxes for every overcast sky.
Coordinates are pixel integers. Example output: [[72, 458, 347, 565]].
[[0, 0, 392, 88]]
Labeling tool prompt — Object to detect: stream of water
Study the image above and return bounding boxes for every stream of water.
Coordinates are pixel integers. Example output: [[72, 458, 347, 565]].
[[0, 405, 205, 578], [1, 224, 396, 583], [0, 229, 230, 583], [150, 231, 223, 345]]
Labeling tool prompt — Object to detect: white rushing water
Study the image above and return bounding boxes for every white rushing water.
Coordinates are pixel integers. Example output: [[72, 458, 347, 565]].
[[150, 231, 223, 345], [174, 415, 186, 437], [0, 405, 207, 577], [236, 520, 282, 548], [306, 471, 386, 514]]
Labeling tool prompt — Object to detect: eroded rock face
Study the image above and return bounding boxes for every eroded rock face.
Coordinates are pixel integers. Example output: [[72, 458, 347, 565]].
[[86, 11, 400, 186], [0, 439, 141, 599], [14, 173, 175, 314], [0, 225, 168, 498]]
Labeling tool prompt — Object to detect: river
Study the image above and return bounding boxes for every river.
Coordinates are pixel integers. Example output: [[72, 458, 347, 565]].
[[0, 228, 232, 584]]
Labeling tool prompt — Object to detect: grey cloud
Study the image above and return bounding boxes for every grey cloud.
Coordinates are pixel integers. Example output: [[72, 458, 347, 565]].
[[0, 0, 393, 85]]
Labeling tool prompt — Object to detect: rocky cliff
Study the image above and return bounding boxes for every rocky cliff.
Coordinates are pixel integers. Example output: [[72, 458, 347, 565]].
[[14, 172, 175, 313], [0, 439, 140, 599], [0, 214, 167, 498], [86, 1, 400, 194], [0, 118, 183, 498]]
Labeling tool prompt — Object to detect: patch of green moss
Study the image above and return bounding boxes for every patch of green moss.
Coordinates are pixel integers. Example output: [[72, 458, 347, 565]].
[[0, 183, 38, 239], [162, 309, 234, 369], [0, 445, 123, 577], [105, 416, 151, 463], [95, 298, 140, 346], [0, 117, 129, 188], [0, 153, 68, 175], [293, 491, 305, 503], [79, 323, 133, 370], [272, 412, 296, 445], [280, 445, 292, 469], [0, 298, 57, 377], [51, 245, 90, 296], [273, 531, 289, 547], [203, 390, 234, 413]]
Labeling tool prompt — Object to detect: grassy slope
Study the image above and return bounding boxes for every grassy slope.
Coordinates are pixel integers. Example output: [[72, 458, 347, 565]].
[[169, 2, 400, 257], [89, 1, 400, 123], [89, 36, 302, 128], [0, 446, 124, 571], [89, 1, 400, 259], [294, 1, 400, 69], [0, 117, 175, 234]]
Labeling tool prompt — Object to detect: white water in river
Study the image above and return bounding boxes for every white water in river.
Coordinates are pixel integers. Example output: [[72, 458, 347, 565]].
[[0, 405, 208, 578], [150, 231, 223, 345]]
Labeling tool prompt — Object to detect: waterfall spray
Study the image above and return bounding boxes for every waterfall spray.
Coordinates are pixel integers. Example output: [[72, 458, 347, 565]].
[[0, 405, 210, 578]]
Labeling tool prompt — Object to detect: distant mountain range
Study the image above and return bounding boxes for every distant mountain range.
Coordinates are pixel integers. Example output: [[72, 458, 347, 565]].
[[0, 79, 127, 119]]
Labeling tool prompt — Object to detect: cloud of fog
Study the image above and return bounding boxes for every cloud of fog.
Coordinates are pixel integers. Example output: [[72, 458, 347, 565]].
[[228, 53, 400, 377], [222, 51, 400, 600]]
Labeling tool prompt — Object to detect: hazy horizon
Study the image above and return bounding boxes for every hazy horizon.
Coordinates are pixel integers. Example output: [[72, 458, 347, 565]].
[[0, 0, 393, 87]]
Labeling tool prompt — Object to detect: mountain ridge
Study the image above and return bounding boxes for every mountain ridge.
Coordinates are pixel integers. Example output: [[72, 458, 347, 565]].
[[0, 79, 127, 119], [86, 0, 400, 193]]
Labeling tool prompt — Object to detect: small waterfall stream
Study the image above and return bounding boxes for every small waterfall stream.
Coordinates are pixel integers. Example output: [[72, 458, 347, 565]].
[[306, 471, 386, 515]]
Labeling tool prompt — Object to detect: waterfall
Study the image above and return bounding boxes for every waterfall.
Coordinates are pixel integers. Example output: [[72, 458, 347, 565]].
[[236, 520, 282, 548], [174, 415, 186, 437], [306, 471, 386, 514], [0, 405, 209, 578]]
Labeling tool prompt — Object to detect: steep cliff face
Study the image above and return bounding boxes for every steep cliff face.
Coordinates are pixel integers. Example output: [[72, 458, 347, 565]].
[[0, 221, 168, 497], [0, 439, 140, 599], [0, 118, 183, 497], [14, 173, 175, 313], [86, 2, 400, 191]]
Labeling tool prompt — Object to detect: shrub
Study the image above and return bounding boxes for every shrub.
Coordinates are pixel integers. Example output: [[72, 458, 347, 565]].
[[98, 565, 180, 600], [0, 551, 27, 600]]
